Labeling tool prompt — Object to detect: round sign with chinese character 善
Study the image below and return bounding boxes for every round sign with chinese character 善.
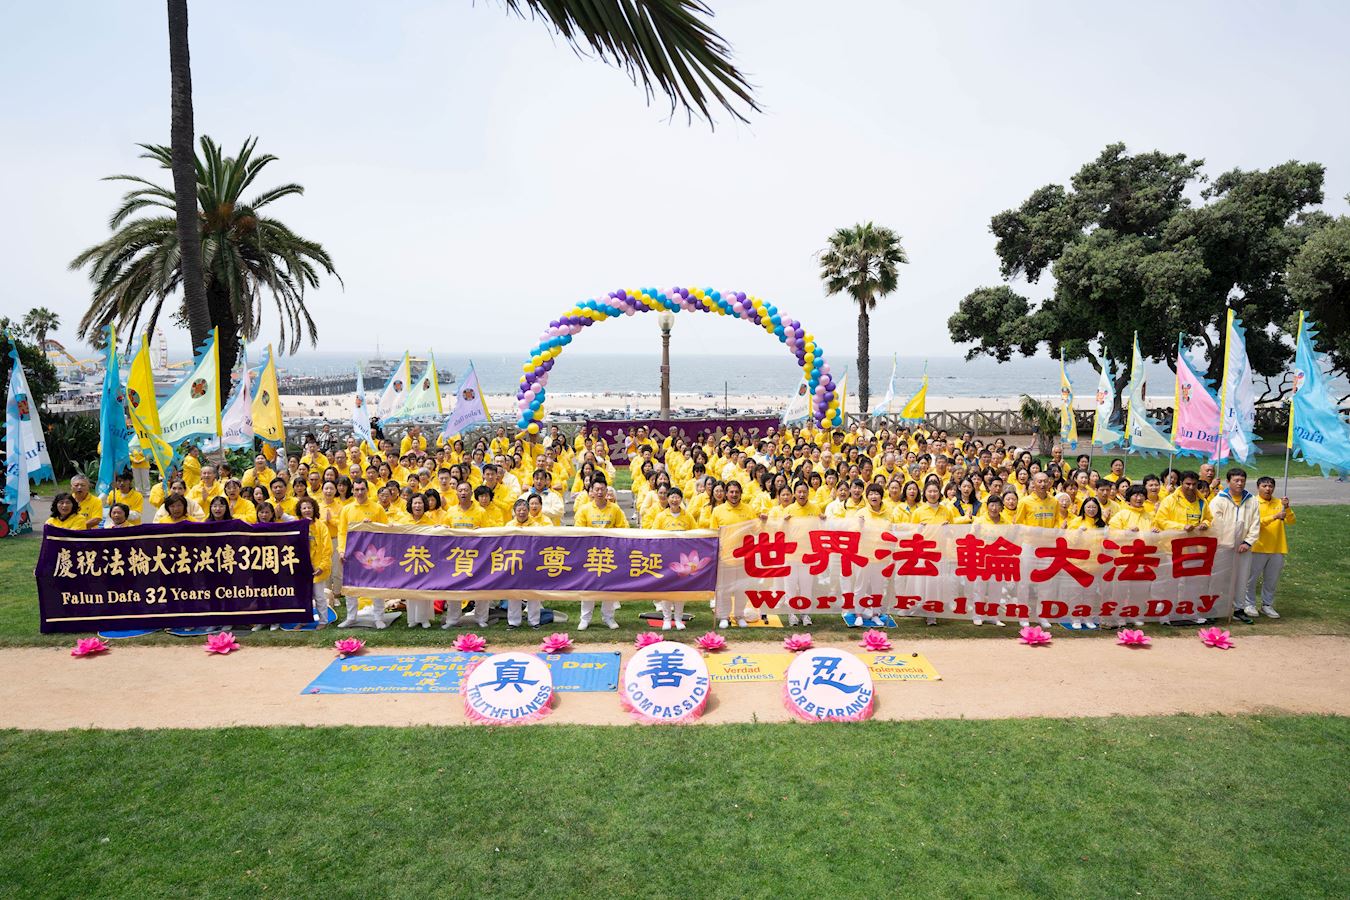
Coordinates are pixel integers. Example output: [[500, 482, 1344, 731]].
[[783, 648, 875, 722], [621, 641, 710, 725], [461, 651, 554, 725]]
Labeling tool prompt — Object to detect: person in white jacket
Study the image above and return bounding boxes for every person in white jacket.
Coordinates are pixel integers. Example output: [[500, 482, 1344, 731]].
[[1209, 468, 1262, 623]]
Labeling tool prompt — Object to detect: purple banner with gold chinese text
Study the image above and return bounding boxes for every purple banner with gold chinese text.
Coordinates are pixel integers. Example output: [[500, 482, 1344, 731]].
[[342, 523, 718, 603], [36, 520, 314, 633]]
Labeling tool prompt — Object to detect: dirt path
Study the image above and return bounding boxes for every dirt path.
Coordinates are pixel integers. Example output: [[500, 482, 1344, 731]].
[[2, 635, 1346, 730]]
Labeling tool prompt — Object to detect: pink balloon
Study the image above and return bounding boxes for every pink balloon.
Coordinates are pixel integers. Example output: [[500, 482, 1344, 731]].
[[820, 363, 831, 376]]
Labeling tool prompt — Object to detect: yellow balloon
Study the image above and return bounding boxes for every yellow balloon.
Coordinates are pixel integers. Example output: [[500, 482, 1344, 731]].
[[527, 422, 539, 434], [533, 408, 544, 420], [523, 362, 533, 374]]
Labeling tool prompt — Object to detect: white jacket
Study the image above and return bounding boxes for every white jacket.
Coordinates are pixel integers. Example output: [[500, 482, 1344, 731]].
[[1210, 489, 1261, 547]]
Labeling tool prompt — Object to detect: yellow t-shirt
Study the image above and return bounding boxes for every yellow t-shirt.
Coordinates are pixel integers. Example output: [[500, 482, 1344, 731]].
[[709, 502, 757, 530], [574, 503, 629, 529], [337, 499, 388, 553], [1014, 493, 1060, 529], [1252, 497, 1295, 554], [240, 467, 277, 490], [74, 493, 104, 525], [652, 509, 698, 531], [911, 503, 956, 526], [443, 504, 483, 530], [1153, 492, 1210, 531], [1108, 506, 1153, 531]]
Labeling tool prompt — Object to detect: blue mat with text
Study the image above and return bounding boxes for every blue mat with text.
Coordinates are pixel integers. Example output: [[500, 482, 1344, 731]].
[[302, 651, 620, 694]]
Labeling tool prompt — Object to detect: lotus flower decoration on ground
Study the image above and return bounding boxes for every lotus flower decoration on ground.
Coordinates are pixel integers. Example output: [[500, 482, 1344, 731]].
[[354, 546, 395, 572], [1018, 625, 1053, 647], [634, 631, 664, 649], [1199, 627, 1235, 650], [334, 638, 366, 658], [453, 633, 487, 653], [539, 632, 573, 654], [70, 637, 109, 658], [668, 551, 711, 576], [859, 629, 892, 652], [783, 633, 814, 652], [1116, 629, 1151, 648], [204, 632, 241, 654], [694, 631, 727, 652]]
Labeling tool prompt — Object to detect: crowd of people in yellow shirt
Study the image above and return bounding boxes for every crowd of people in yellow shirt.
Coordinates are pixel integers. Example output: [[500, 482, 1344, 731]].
[[46, 417, 1297, 632]]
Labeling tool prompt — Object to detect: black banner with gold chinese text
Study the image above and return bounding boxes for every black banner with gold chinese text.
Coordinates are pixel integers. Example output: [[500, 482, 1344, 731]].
[[36, 520, 313, 632]]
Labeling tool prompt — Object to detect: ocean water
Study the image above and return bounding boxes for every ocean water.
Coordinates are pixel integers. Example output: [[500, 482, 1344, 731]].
[[277, 351, 1200, 400]]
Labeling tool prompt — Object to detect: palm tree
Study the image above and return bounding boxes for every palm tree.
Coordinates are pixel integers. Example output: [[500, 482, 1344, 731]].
[[21, 307, 61, 349], [818, 223, 908, 414], [166, 0, 210, 356], [1018, 394, 1059, 455], [70, 137, 339, 404], [158, 2, 760, 360]]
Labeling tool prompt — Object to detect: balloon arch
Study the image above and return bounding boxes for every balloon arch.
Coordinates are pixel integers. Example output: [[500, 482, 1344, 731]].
[[514, 286, 843, 432]]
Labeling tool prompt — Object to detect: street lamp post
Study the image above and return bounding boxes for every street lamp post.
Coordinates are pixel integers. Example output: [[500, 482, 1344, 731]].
[[658, 311, 674, 418]]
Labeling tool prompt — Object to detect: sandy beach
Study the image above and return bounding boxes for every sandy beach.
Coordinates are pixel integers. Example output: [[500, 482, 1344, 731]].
[[279, 391, 1149, 421]]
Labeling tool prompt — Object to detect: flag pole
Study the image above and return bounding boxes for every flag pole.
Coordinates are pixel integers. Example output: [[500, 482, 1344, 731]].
[[1283, 312, 1303, 496], [1167, 333, 1182, 480]]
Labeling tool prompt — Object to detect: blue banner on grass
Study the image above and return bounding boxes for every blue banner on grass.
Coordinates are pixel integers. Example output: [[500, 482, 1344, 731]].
[[303, 651, 620, 694]]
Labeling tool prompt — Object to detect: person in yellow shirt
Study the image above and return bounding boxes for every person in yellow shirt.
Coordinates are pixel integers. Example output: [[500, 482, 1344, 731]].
[[158, 493, 193, 525], [651, 488, 699, 630], [68, 475, 103, 528], [1068, 496, 1107, 530], [240, 454, 276, 490], [187, 466, 225, 510], [295, 496, 332, 630], [399, 425, 428, 456], [1013, 474, 1061, 528], [912, 482, 958, 526], [299, 438, 328, 471], [223, 478, 257, 523], [1108, 486, 1158, 532], [442, 483, 483, 529], [336, 479, 389, 629], [473, 485, 506, 528], [1152, 471, 1212, 532], [1103, 457, 1126, 483], [1248, 476, 1294, 618], [181, 445, 202, 489], [47, 493, 88, 531], [269, 477, 298, 518], [104, 502, 134, 527], [102, 471, 144, 523], [573, 478, 628, 630]]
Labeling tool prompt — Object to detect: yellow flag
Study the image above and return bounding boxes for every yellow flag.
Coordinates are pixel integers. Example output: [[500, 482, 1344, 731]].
[[126, 334, 175, 480], [900, 372, 928, 422], [252, 344, 286, 446], [837, 372, 848, 425]]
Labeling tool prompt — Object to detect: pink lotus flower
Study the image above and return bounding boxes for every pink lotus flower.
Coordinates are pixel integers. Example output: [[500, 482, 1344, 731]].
[[454, 633, 487, 652], [354, 546, 394, 572], [70, 637, 109, 658], [783, 633, 814, 652], [539, 632, 573, 654], [695, 631, 727, 652], [1116, 629, 1151, 647], [1199, 627, 1235, 650], [634, 631, 664, 649], [334, 638, 366, 658], [204, 632, 241, 654], [859, 629, 892, 652], [668, 551, 711, 576], [1018, 625, 1052, 647]]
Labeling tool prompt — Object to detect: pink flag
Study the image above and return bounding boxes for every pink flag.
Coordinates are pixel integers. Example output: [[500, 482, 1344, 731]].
[[1172, 347, 1221, 456]]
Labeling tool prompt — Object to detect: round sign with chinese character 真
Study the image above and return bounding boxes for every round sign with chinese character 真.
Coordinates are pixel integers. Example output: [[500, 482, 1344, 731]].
[[461, 651, 554, 725], [620, 641, 710, 725], [783, 648, 874, 722]]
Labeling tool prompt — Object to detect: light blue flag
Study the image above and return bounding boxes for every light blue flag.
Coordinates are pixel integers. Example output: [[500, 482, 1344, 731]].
[[351, 366, 373, 449], [1125, 333, 1175, 455], [870, 355, 897, 417], [1289, 314, 1350, 475], [5, 332, 52, 532], [1091, 350, 1123, 448], [95, 327, 133, 496]]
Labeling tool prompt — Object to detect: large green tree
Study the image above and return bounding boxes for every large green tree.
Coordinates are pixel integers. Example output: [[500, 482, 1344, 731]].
[[1287, 200, 1350, 401], [158, 1, 760, 366], [71, 137, 340, 403], [948, 143, 1326, 408], [0, 327, 60, 419], [818, 223, 909, 414]]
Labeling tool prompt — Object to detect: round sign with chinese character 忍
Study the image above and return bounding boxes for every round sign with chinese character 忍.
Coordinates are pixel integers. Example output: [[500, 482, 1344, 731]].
[[461, 651, 554, 725], [783, 648, 874, 722], [621, 641, 710, 725]]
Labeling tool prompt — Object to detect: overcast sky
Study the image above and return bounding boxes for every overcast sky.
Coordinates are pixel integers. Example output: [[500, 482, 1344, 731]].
[[5, 0, 1349, 363]]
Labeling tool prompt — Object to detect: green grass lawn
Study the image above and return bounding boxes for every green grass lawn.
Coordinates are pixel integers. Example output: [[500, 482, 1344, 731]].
[[1, 716, 1346, 897], [2, 505, 1346, 648]]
